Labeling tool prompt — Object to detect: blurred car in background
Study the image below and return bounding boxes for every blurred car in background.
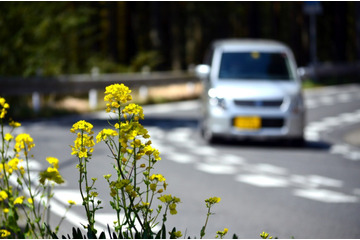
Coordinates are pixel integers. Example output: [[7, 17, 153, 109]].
[[196, 39, 305, 145]]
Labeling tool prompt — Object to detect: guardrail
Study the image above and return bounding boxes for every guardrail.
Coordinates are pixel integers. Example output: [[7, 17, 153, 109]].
[[1, 62, 358, 111], [2, 61, 359, 96], [298, 61, 360, 80], [0, 71, 199, 111], [0, 71, 198, 96]]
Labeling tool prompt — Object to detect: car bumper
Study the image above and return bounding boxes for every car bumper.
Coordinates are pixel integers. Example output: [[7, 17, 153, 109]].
[[206, 108, 304, 140]]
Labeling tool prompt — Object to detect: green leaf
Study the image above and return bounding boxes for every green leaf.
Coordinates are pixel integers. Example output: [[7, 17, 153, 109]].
[[98, 231, 106, 239], [200, 226, 205, 238]]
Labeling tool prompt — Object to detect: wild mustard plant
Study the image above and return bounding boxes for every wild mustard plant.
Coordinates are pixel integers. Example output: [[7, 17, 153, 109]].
[[200, 196, 222, 239], [70, 120, 100, 233], [94, 83, 182, 237], [216, 228, 229, 239], [0, 96, 73, 238], [260, 231, 273, 239], [68, 83, 229, 238]]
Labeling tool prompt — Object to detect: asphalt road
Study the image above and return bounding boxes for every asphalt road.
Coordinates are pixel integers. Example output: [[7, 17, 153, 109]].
[[13, 84, 360, 238]]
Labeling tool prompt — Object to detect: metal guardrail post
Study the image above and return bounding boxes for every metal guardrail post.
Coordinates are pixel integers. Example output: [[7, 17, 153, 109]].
[[32, 91, 41, 113], [89, 89, 98, 110], [89, 67, 100, 110]]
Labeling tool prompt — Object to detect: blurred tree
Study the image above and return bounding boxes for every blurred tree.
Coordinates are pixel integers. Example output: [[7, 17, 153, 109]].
[[0, 1, 358, 76]]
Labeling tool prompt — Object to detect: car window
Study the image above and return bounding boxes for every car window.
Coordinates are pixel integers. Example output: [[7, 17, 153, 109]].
[[218, 52, 294, 80]]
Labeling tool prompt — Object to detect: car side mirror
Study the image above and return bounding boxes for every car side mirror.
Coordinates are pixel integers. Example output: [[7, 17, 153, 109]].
[[195, 64, 211, 80], [297, 67, 307, 81]]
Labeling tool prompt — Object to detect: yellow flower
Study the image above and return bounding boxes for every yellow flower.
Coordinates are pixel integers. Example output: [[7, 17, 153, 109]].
[[9, 120, 21, 128], [0, 97, 9, 119], [169, 203, 177, 215], [0, 229, 11, 238], [172, 231, 183, 238], [143, 145, 161, 161], [205, 196, 221, 205], [4, 133, 13, 142], [90, 191, 98, 197], [260, 232, 273, 239], [0, 191, 8, 201], [103, 174, 112, 180], [152, 149, 161, 161], [14, 133, 35, 156], [158, 194, 181, 212], [68, 200, 76, 205], [149, 174, 166, 182], [70, 120, 94, 134], [104, 84, 132, 112], [46, 156, 59, 169], [216, 228, 229, 239], [96, 129, 118, 143], [39, 167, 64, 185], [150, 183, 157, 192], [27, 198, 33, 204], [122, 103, 144, 120], [71, 133, 95, 158], [7, 158, 20, 173], [13, 196, 25, 205], [3, 208, 9, 214]]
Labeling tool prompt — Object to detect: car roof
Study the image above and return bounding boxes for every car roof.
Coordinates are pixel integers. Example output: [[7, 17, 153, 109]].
[[211, 39, 290, 51]]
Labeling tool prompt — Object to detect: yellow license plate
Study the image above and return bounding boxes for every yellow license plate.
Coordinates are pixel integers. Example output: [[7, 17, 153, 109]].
[[234, 116, 261, 129]]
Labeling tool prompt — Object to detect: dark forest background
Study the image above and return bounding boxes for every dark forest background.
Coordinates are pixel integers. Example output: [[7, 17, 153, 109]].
[[1, 1, 359, 77]]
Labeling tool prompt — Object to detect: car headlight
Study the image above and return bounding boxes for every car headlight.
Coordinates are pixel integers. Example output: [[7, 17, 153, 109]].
[[208, 88, 227, 110]]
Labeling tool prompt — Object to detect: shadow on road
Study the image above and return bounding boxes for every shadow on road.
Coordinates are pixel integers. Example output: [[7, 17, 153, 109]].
[[23, 114, 332, 152]]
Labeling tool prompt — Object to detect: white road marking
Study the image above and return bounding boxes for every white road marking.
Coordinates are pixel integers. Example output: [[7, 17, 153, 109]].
[[319, 96, 335, 105], [18, 158, 43, 170], [293, 188, 358, 203], [337, 93, 352, 103], [251, 163, 288, 175], [169, 153, 194, 164], [235, 174, 289, 187], [308, 175, 343, 188], [53, 189, 85, 205], [221, 154, 246, 165], [196, 163, 237, 175], [95, 213, 161, 234]]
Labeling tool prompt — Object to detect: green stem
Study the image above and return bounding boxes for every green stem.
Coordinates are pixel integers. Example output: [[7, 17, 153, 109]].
[[200, 207, 212, 239], [25, 151, 42, 238]]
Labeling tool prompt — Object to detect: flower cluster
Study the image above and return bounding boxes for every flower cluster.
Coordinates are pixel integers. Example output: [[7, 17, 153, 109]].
[[70, 120, 94, 134], [159, 194, 181, 215], [70, 120, 99, 233], [122, 103, 144, 120], [0, 97, 9, 119], [0, 98, 73, 238], [70, 120, 95, 159], [39, 157, 64, 185], [104, 83, 132, 112], [205, 196, 221, 207], [0, 229, 11, 238], [216, 228, 229, 239], [260, 231, 273, 239], [96, 129, 118, 143], [14, 133, 35, 157]]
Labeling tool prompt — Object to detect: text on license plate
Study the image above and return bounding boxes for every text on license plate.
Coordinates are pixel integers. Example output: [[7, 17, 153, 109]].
[[234, 116, 261, 129]]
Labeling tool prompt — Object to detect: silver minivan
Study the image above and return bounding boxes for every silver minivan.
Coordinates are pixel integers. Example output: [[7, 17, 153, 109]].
[[196, 39, 305, 145]]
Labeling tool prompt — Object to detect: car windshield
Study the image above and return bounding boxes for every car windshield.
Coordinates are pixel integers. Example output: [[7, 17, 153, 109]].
[[219, 52, 294, 80]]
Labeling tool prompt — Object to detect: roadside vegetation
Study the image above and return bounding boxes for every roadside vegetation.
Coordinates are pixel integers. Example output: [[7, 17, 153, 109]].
[[0, 83, 277, 238]]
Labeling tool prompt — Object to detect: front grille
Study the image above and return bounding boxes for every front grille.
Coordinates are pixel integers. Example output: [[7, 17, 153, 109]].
[[234, 99, 283, 108], [261, 118, 284, 128]]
